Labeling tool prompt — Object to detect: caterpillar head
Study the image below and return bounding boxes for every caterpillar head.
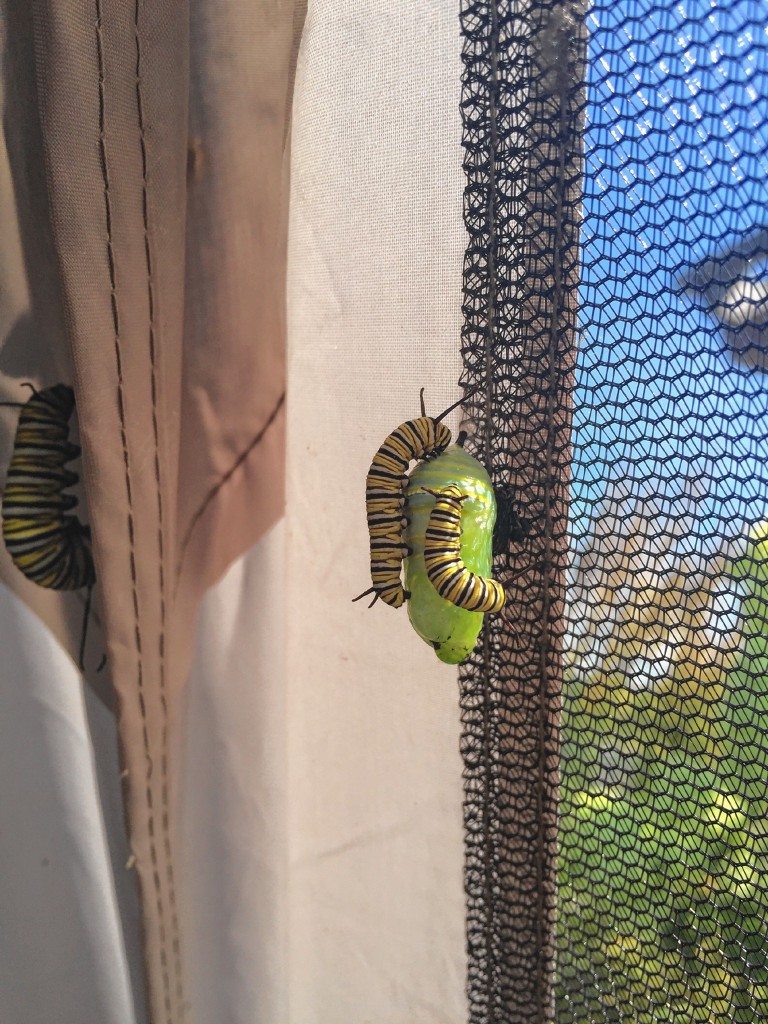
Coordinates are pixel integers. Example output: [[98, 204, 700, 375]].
[[433, 422, 451, 453], [421, 484, 468, 509], [426, 385, 480, 458]]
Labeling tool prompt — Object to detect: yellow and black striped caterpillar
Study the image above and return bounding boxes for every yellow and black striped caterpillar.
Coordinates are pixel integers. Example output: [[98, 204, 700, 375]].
[[422, 483, 505, 614], [1, 383, 96, 666], [354, 390, 471, 609]]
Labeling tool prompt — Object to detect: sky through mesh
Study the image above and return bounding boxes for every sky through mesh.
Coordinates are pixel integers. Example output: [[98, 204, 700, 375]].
[[458, 0, 768, 1021], [560, 0, 768, 1021]]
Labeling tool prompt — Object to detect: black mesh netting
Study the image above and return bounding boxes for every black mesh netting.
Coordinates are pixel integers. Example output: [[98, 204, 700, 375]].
[[457, 0, 768, 1021], [458, 0, 586, 1019]]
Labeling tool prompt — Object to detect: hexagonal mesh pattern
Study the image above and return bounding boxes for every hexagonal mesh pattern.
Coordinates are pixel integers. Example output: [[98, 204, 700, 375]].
[[458, 0, 768, 1021], [559, 0, 768, 1020], [458, 0, 586, 1019]]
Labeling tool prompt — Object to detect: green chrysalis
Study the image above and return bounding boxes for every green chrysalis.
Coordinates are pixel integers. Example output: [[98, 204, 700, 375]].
[[404, 444, 497, 664]]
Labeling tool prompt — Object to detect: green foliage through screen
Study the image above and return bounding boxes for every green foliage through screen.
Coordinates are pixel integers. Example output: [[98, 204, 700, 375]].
[[557, 527, 768, 1022]]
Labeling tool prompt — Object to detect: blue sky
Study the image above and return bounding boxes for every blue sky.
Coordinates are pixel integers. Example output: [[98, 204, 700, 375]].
[[571, 0, 768, 546]]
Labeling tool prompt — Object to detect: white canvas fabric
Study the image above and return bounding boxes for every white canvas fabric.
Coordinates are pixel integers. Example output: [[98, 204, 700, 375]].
[[281, 2, 468, 1020], [180, 3, 470, 1021], [0, 583, 143, 1024], [177, 525, 289, 1023]]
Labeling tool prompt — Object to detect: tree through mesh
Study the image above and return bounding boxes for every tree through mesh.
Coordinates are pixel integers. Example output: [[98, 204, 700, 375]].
[[458, 0, 768, 1021]]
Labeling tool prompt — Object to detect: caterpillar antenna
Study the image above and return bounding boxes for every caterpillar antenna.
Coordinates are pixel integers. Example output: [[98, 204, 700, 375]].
[[433, 383, 482, 424]]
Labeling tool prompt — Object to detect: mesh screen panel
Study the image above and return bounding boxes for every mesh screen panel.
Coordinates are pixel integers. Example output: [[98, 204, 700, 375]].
[[458, 0, 768, 1020], [558, 0, 768, 1021], [458, 0, 586, 1019]]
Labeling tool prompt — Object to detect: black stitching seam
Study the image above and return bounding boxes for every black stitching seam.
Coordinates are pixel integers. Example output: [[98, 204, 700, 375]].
[[95, 7, 173, 1023], [174, 391, 286, 595], [133, 3, 184, 1018]]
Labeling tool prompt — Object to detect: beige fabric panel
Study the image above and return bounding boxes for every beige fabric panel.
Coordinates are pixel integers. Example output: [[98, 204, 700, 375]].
[[7, 3, 302, 1021], [26, 8, 190, 1021], [285, 3, 468, 1019], [175, 0, 306, 613]]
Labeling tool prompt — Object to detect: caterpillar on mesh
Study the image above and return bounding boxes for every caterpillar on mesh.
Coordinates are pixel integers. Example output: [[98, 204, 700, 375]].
[[1, 383, 97, 668], [422, 483, 505, 614], [353, 389, 474, 609]]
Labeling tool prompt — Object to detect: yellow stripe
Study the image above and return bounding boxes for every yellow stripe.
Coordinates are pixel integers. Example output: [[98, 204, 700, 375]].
[[423, 485, 505, 614]]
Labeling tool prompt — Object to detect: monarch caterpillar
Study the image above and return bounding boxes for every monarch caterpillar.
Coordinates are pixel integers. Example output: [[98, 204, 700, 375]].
[[354, 389, 474, 609], [422, 484, 505, 614], [1, 383, 97, 668], [404, 443, 498, 664]]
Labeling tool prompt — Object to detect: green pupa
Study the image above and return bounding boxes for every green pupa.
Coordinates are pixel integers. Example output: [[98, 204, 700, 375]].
[[404, 444, 497, 664]]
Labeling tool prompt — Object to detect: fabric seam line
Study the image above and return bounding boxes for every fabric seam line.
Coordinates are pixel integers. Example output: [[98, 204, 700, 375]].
[[95, 8, 173, 1024], [173, 390, 286, 595], [133, 4, 183, 1017]]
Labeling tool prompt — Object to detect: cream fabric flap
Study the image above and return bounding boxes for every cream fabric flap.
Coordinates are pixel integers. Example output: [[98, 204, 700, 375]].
[[0, 582, 142, 1024], [177, 525, 289, 1024], [284, 3, 468, 1020]]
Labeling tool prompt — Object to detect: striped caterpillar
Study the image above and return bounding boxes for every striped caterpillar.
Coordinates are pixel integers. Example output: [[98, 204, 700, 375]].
[[422, 484, 505, 614], [1, 383, 97, 668], [354, 390, 472, 609]]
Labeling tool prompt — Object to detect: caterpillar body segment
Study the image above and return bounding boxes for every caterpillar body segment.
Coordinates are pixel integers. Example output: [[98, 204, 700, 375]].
[[1, 383, 97, 668], [2, 385, 94, 591], [355, 389, 472, 609], [422, 484, 506, 614]]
